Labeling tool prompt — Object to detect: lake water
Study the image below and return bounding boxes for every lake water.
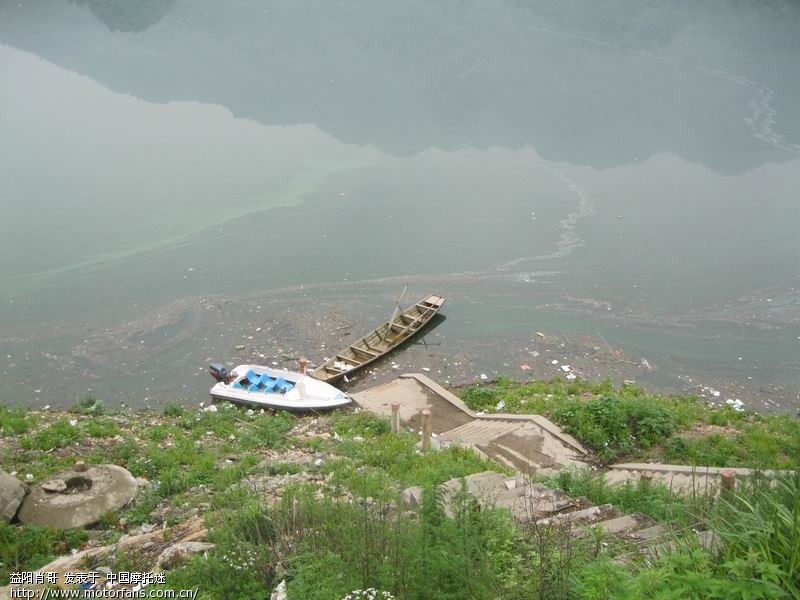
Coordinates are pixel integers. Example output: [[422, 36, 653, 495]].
[[1, 1, 798, 411]]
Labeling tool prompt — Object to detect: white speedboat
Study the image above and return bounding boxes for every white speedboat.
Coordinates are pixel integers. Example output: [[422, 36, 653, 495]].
[[208, 363, 352, 411]]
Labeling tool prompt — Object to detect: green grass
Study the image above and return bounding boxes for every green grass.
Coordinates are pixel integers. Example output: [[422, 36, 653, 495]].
[[20, 418, 83, 450], [571, 472, 800, 599], [0, 522, 88, 585], [545, 467, 699, 524], [0, 405, 33, 436]]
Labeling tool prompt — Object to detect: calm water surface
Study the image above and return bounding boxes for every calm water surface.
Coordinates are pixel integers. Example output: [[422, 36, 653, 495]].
[[0, 1, 798, 409]]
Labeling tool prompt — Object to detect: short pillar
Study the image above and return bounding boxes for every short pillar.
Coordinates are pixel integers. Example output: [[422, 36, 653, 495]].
[[391, 404, 401, 433], [421, 409, 432, 450], [640, 471, 654, 486], [720, 470, 736, 496], [299, 357, 308, 374]]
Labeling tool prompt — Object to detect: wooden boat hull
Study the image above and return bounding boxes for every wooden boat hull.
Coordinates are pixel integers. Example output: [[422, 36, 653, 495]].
[[210, 364, 352, 411], [309, 294, 446, 384]]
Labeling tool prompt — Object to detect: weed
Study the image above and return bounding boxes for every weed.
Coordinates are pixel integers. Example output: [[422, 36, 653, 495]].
[[162, 403, 185, 417], [332, 412, 391, 438], [0, 523, 88, 585], [0, 406, 33, 436], [72, 394, 105, 416], [20, 418, 83, 450]]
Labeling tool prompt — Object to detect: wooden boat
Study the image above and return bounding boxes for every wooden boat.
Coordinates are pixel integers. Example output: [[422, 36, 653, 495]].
[[309, 294, 446, 384], [209, 363, 352, 411]]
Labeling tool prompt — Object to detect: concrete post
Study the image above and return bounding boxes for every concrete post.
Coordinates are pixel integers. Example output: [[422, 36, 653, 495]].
[[299, 357, 308, 374], [720, 470, 736, 497], [391, 404, 400, 433], [640, 471, 654, 486], [421, 409, 432, 450]]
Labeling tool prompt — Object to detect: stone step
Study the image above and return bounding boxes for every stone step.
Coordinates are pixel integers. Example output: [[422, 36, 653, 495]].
[[535, 504, 613, 527], [440, 420, 522, 445], [587, 514, 645, 535], [626, 524, 668, 541], [482, 443, 541, 474]]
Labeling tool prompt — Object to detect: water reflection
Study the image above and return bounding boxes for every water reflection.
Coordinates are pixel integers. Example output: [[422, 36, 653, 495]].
[[1, 0, 798, 172]]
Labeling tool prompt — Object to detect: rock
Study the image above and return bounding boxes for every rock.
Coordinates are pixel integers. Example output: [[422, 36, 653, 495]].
[[0, 468, 29, 522], [74, 461, 89, 473], [41, 479, 68, 493], [401, 486, 423, 509], [17, 465, 137, 529], [156, 542, 215, 570], [270, 580, 287, 600]]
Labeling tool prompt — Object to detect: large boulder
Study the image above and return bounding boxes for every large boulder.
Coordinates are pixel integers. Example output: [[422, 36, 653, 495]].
[[0, 468, 29, 522], [17, 464, 137, 529]]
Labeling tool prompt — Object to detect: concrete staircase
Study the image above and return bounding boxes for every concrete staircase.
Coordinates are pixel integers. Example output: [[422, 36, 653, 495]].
[[402, 472, 719, 561]]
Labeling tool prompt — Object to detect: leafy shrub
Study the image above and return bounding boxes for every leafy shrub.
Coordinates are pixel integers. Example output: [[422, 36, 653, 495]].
[[462, 386, 501, 411], [72, 394, 105, 416], [162, 403, 185, 417], [551, 395, 675, 463]]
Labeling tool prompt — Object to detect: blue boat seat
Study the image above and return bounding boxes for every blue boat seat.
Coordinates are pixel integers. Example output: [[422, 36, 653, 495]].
[[232, 381, 243, 390], [248, 383, 260, 392], [244, 369, 260, 384], [274, 377, 293, 393]]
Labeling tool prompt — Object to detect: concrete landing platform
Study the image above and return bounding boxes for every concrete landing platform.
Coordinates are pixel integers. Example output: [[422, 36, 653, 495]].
[[352, 373, 589, 474]]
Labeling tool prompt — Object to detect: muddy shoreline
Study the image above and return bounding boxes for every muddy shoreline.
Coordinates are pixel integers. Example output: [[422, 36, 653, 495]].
[[1, 279, 795, 414]]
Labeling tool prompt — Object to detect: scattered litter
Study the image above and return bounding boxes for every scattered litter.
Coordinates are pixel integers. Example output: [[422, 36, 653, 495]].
[[519, 364, 531, 371], [566, 372, 577, 381], [203, 405, 218, 413], [68, 419, 77, 427], [333, 360, 352, 371], [535, 332, 545, 339], [235, 345, 245, 350], [726, 398, 745, 412], [530, 350, 540, 358], [495, 400, 506, 411], [479, 373, 488, 381], [551, 360, 559, 365], [422, 367, 431, 372], [560, 365, 571, 373]]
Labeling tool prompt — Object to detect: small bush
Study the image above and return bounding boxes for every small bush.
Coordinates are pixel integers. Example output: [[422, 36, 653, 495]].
[[72, 394, 105, 416], [163, 403, 185, 417], [551, 395, 675, 463]]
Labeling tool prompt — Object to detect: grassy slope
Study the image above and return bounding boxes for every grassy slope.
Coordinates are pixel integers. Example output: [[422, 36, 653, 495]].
[[2, 378, 799, 598], [458, 377, 800, 468]]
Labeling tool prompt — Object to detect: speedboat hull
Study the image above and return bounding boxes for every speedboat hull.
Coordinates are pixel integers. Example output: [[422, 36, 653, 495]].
[[210, 364, 351, 412]]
